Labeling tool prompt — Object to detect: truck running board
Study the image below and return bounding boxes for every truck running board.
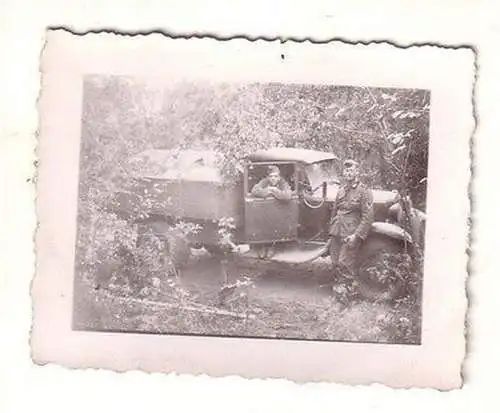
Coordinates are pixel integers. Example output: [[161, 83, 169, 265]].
[[242, 241, 329, 264]]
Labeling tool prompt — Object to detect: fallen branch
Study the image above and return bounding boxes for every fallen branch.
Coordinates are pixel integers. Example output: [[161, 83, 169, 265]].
[[101, 291, 255, 320]]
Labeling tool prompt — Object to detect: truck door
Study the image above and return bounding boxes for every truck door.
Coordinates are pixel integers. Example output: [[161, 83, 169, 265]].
[[244, 161, 299, 244]]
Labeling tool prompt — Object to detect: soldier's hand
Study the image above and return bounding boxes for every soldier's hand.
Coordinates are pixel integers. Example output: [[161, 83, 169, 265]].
[[344, 234, 358, 246], [268, 187, 279, 197]]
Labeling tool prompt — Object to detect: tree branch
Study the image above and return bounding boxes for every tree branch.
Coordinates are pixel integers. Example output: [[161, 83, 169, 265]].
[[102, 291, 256, 320]]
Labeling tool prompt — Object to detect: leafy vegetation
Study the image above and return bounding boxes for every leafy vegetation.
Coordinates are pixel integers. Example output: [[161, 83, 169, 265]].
[[73, 75, 428, 344]]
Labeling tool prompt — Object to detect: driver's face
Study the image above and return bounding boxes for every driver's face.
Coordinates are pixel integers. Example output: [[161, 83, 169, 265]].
[[268, 172, 280, 186]]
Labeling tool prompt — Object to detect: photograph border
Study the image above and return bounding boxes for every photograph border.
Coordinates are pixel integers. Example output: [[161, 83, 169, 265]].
[[31, 30, 474, 390]]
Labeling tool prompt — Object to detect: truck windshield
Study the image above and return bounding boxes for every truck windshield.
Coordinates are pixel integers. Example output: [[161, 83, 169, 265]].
[[304, 160, 340, 191]]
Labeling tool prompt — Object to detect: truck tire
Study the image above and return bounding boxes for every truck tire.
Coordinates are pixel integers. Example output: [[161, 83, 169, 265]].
[[356, 234, 409, 302], [136, 223, 191, 270]]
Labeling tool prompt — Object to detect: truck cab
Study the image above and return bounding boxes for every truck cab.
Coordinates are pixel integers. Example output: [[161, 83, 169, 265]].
[[241, 148, 341, 256]]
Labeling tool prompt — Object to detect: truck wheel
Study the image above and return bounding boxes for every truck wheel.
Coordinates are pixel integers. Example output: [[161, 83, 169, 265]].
[[136, 224, 191, 270], [356, 235, 408, 302]]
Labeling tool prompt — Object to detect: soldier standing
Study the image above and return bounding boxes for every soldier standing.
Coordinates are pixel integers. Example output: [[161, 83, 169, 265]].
[[329, 159, 374, 297]]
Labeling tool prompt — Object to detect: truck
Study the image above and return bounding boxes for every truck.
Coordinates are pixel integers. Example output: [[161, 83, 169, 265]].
[[111, 147, 426, 300]]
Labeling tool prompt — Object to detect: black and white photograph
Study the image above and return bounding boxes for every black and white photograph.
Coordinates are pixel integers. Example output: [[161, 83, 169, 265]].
[[32, 32, 472, 389], [5, 0, 498, 410], [72, 76, 429, 345]]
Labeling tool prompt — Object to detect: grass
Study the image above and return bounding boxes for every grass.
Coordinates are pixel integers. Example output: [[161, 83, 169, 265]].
[[72, 252, 422, 345]]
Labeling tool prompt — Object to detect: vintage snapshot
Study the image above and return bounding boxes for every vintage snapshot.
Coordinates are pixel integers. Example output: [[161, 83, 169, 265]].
[[32, 31, 474, 389], [75, 78, 429, 345]]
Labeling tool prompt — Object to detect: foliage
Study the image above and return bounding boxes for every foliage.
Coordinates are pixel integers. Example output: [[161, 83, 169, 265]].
[[216, 217, 238, 252], [364, 251, 422, 301], [74, 75, 428, 329], [74, 262, 421, 345], [79, 76, 429, 202]]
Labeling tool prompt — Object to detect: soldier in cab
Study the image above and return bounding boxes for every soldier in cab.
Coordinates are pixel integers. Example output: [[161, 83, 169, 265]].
[[250, 165, 293, 201]]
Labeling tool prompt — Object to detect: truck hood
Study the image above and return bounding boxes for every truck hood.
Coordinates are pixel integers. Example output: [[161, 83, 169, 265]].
[[324, 184, 398, 205]]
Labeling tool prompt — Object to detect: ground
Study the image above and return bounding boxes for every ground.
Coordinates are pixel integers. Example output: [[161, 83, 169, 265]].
[[73, 248, 422, 345]]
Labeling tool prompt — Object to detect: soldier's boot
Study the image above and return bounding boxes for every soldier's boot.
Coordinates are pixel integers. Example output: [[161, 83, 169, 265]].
[[330, 265, 350, 309], [335, 265, 361, 303]]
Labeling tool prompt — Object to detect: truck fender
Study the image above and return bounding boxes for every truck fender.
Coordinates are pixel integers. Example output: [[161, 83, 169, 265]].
[[370, 222, 413, 244], [355, 226, 416, 301], [388, 203, 426, 246]]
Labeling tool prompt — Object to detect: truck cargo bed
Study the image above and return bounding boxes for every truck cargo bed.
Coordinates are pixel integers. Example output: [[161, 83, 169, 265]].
[[113, 178, 244, 224]]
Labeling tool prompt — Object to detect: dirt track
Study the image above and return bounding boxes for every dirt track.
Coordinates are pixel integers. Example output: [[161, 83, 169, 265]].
[[73, 249, 421, 345], [181, 250, 334, 303]]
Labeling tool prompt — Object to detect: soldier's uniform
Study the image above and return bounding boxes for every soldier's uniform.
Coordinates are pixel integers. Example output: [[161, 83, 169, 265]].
[[328, 178, 374, 278]]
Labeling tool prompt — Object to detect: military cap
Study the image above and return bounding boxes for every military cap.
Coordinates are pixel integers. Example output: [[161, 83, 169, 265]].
[[268, 165, 280, 175]]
